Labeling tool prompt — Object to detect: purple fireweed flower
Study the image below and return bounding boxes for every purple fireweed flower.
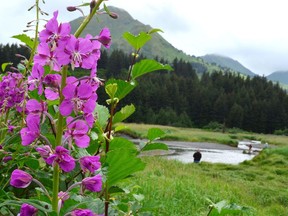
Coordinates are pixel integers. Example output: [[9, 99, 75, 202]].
[[82, 174, 102, 192], [96, 27, 111, 48], [84, 113, 95, 128], [19, 203, 38, 216], [34, 42, 70, 72], [64, 117, 90, 148], [26, 99, 47, 116], [59, 83, 96, 116], [79, 156, 101, 173], [28, 63, 44, 95], [39, 11, 71, 50], [10, 169, 33, 188], [65, 35, 95, 70], [20, 114, 40, 146], [46, 146, 75, 172], [36, 145, 52, 163], [71, 209, 96, 216]]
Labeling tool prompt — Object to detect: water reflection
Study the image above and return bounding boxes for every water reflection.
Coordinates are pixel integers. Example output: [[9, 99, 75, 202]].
[[166, 147, 255, 165]]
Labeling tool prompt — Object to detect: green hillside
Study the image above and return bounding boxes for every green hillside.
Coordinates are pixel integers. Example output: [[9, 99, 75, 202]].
[[267, 70, 288, 85], [201, 54, 256, 77]]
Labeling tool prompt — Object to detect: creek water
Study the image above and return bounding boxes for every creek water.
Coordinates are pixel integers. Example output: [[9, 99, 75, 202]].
[[129, 137, 258, 165], [166, 147, 255, 165]]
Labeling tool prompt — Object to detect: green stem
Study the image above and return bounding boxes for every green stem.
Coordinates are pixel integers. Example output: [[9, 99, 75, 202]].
[[51, 65, 67, 213], [26, 0, 40, 73], [74, 0, 104, 38], [51, 1, 105, 212]]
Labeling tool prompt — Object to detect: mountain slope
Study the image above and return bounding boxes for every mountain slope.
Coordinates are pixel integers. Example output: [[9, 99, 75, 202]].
[[201, 54, 256, 77], [70, 7, 230, 74], [266, 71, 288, 85], [70, 7, 252, 76]]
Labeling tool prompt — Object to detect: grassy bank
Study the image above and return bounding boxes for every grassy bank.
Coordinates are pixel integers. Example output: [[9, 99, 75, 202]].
[[120, 123, 288, 147], [122, 147, 288, 215]]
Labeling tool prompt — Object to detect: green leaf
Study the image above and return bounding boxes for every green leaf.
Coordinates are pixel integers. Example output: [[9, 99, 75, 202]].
[[12, 34, 35, 49], [1, 62, 12, 72], [131, 59, 173, 80], [106, 149, 145, 187], [24, 158, 40, 170], [105, 83, 118, 99], [141, 142, 168, 151], [123, 32, 151, 50], [106, 79, 135, 100], [0, 199, 52, 213], [113, 104, 135, 124], [147, 128, 166, 141], [148, 28, 164, 34], [95, 103, 110, 128], [110, 137, 138, 153]]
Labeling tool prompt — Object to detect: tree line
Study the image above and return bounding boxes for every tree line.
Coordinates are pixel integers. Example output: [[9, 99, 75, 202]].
[[1, 44, 288, 134]]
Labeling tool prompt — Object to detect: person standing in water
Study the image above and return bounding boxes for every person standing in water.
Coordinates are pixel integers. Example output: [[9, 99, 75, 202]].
[[193, 150, 202, 163]]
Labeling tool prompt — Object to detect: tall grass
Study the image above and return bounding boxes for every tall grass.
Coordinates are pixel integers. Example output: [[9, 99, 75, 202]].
[[126, 151, 288, 216]]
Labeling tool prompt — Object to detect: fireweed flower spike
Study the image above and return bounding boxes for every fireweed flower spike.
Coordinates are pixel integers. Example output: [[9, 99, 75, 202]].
[[79, 156, 101, 173], [10, 169, 33, 188], [46, 146, 76, 172], [81, 174, 102, 192], [20, 114, 40, 146], [19, 203, 38, 216]]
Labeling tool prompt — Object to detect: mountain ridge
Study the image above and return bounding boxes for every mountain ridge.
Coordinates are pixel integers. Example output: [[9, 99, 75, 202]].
[[70, 6, 288, 82]]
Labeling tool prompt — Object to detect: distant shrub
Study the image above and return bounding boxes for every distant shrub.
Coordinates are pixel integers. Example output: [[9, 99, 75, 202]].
[[203, 121, 223, 131], [273, 128, 288, 136]]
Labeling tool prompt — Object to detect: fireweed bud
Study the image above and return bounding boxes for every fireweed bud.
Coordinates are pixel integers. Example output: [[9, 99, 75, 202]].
[[82, 174, 102, 192], [3, 155, 12, 163], [109, 12, 118, 19], [19, 203, 38, 216], [10, 169, 33, 188], [90, 0, 96, 14], [67, 6, 77, 12]]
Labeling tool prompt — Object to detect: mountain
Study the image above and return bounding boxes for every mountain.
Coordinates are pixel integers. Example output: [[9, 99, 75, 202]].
[[201, 54, 256, 77], [266, 71, 288, 85], [70, 7, 241, 75]]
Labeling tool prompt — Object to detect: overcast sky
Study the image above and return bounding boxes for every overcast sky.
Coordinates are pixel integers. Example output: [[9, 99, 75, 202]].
[[1, 0, 288, 76]]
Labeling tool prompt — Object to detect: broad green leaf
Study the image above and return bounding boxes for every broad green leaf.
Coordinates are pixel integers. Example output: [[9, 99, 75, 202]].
[[131, 59, 173, 80], [141, 142, 168, 151], [113, 104, 135, 124], [12, 34, 35, 48], [1, 62, 12, 72], [106, 79, 135, 100], [148, 28, 164, 34], [123, 32, 151, 50], [110, 137, 138, 153], [95, 103, 110, 128], [147, 128, 166, 141], [24, 158, 40, 170], [106, 149, 145, 187]]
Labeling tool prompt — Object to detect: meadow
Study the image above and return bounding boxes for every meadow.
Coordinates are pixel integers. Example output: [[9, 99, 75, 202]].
[[116, 123, 288, 215]]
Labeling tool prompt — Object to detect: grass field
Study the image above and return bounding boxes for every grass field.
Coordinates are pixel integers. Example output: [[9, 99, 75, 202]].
[[120, 123, 288, 147], [115, 123, 288, 215]]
